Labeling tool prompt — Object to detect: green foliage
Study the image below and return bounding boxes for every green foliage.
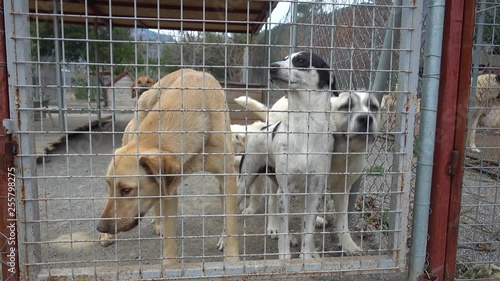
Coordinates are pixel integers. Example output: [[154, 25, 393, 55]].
[[413, 137, 420, 156], [368, 165, 385, 174], [476, 5, 500, 54]]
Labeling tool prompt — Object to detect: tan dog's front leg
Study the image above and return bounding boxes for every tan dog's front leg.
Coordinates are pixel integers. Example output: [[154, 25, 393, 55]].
[[162, 196, 178, 265], [222, 174, 240, 262], [152, 202, 162, 235]]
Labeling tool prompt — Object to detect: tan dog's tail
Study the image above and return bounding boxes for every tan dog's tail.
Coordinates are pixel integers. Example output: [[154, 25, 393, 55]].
[[234, 96, 268, 122]]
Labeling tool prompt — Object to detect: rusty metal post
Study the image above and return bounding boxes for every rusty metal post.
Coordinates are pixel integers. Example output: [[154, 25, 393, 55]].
[[0, 0, 20, 280], [444, 0, 476, 279], [426, 0, 475, 280]]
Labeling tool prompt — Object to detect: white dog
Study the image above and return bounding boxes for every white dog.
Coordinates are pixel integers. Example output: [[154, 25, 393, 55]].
[[239, 92, 381, 255], [238, 51, 335, 259]]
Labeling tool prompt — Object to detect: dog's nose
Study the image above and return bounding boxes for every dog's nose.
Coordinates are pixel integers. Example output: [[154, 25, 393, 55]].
[[357, 114, 374, 128], [270, 63, 280, 74], [96, 221, 110, 233]]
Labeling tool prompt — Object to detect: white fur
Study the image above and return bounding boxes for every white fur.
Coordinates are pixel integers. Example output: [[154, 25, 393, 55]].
[[240, 91, 381, 255], [238, 52, 334, 259]]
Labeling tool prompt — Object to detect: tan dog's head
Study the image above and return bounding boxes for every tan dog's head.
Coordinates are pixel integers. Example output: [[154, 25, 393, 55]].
[[131, 76, 156, 98], [96, 145, 179, 234]]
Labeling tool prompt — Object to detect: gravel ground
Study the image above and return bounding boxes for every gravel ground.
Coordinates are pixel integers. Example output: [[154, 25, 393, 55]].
[[455, 130, 500, 279]]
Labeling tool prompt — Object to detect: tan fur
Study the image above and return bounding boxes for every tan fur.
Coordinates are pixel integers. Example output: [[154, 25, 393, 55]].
[[123, 70, 197, 146], [131, 75, 157, 99], [97, 69, 239, 264], [467, 74, 500, 152]]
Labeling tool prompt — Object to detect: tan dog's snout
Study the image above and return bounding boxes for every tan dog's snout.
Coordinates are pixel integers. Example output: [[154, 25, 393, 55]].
[[96, 217, 139, 234]]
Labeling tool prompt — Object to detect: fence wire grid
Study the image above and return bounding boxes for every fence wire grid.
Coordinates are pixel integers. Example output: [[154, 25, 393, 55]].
[[456, 0, 500, 280], [2, 0, 423, 280]]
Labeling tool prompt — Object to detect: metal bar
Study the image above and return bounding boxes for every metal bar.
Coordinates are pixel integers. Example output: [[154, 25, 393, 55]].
[[290, 0, 298, 54], [371, 0, 402, 101], [443, 0, 476, 279], [5, 0, 42, 279], [52, 0, 65, 131], [93, 19, 102, 128], [425, 0, 470, 279], [388, 0, 423, 269], [0, 0, 20, 280], [408, 0, 446, 280], [34, 257, 399, 280]]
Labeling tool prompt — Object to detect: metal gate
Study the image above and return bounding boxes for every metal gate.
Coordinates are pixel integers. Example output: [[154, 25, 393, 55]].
[[1, 0, 423, 280], [456, 1, 500, 279]]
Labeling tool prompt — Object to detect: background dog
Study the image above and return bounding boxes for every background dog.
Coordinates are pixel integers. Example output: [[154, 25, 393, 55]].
[[96, 69, 239, 264], [329, 91, 381, 254], [238, 51, 335, 259], [131, 75, 157, 99], [467, 73, 500, 153]]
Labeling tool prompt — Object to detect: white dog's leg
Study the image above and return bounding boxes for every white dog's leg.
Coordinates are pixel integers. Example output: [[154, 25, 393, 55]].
[[277, 183, 292, 260], [468, 108, 482, 153], [267, 179, 279, 238], [333, 192, 361, 255], [242, 176, 264, 214], [267, 186, 299, 246], [300, 189, 321, 259]]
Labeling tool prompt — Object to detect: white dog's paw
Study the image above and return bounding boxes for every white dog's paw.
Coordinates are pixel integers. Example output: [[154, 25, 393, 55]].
[[217, 236, 225, 251], [299, 252, 320, 260], [242, 206, 257, 215], [267, 226, 279, 239], [315, 216, 328, 228], [153, 221, 162, 235], [290, 235, 299, 247], [99, 233, 115, 247], [342, 241, 362, 255], [279, 253, 292, 260], [470, 147, 481, 153]]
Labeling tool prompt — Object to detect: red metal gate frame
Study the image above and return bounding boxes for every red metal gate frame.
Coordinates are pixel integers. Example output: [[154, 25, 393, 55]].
[[0, 0, 20, 280], [426, 0, 476, 280]]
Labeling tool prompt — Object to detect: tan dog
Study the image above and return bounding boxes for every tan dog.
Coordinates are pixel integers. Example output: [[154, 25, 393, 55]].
[[131, 75, 157, 99], [97, 69, 239, 264], [467, 74, 500, 153]]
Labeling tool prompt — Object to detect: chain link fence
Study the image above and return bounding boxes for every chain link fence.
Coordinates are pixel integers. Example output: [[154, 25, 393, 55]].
[[456, 1, 500, 279]]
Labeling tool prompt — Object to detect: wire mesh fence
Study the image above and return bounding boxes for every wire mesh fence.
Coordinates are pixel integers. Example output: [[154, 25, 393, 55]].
[[456, 1, 500, 279], [3, 0, 423, 280]]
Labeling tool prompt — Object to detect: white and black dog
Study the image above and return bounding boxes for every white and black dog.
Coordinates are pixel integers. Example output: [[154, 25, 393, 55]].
[[239, 91, 381, 255], [238, 52, 336, 259]]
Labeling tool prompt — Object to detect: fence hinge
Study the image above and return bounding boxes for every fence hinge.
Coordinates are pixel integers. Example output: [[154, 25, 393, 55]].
[[448, 150, 459, 176], [2, 119, 15, 135]]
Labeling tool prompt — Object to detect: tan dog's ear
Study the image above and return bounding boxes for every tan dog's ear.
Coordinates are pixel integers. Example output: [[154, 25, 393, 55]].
[[139, 154, 180, 195]]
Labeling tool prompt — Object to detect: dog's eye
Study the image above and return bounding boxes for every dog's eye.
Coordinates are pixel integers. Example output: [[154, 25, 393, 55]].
[[339, 103, 350, 111], [121, 188, 132, 196], [370, 104, 379, 112]]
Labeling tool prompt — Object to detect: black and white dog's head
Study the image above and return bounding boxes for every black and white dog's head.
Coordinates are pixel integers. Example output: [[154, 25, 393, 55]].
[[331, 92, 381, 148], [270, 51, 337, 92]]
